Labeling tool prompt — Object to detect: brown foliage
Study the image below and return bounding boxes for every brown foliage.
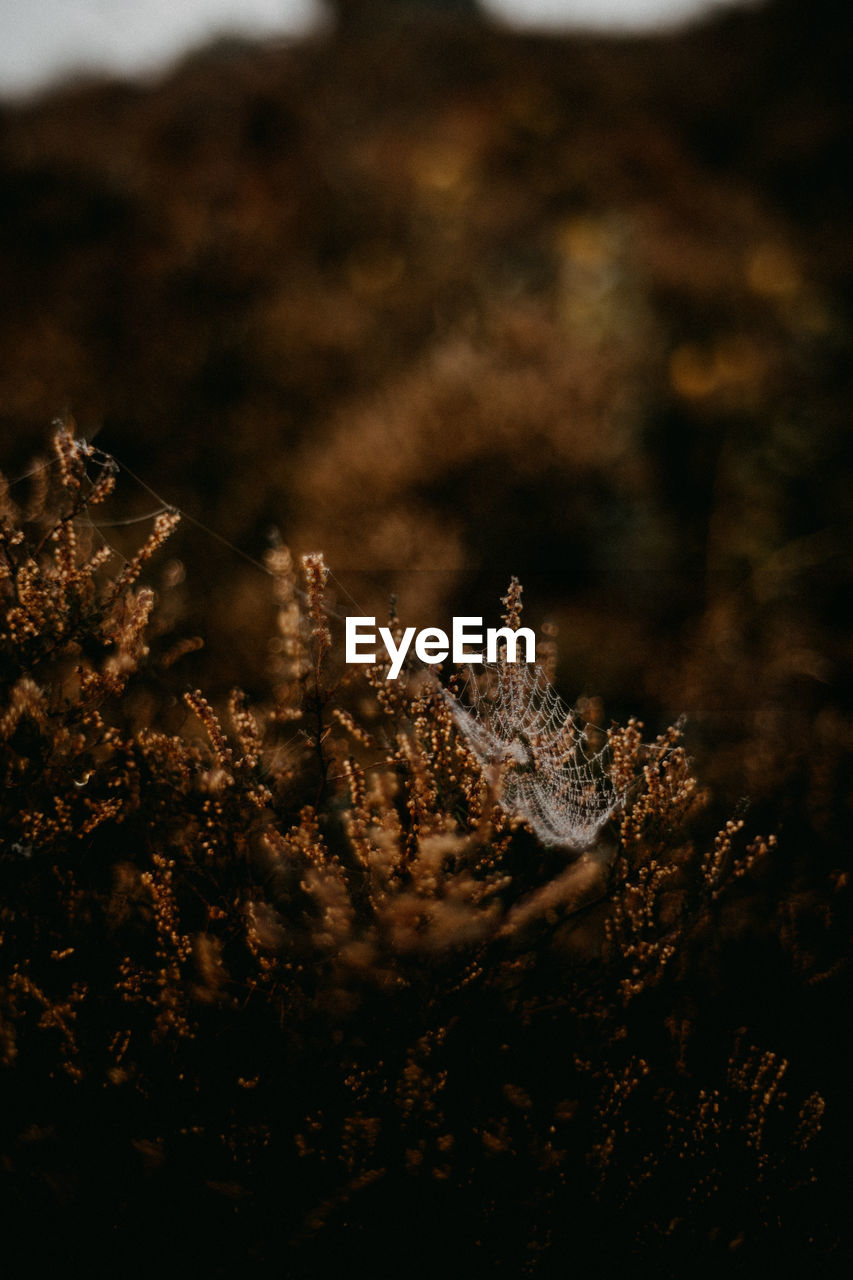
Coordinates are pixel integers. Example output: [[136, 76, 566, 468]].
[[0, 424, 844, 1273]]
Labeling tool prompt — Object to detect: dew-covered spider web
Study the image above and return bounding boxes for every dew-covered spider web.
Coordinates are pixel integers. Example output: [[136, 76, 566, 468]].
[[443, 658, 628, 851]]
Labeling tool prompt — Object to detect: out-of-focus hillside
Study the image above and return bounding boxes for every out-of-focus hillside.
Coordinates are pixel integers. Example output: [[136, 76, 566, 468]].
[[0, 0, 850, 837]]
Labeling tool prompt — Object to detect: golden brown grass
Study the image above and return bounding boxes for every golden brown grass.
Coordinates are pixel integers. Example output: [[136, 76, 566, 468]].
[[0, 423, 841, 1274]]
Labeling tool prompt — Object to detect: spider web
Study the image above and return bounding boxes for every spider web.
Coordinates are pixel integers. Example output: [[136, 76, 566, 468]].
[[443, 658, 626, 851]]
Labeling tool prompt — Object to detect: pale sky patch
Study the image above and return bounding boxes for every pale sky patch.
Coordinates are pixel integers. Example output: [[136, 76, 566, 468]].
[[0, 1, 756, 98]]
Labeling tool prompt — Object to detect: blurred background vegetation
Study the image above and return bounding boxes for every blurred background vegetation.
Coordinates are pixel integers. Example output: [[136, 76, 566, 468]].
[[2, 0, 850, 818]]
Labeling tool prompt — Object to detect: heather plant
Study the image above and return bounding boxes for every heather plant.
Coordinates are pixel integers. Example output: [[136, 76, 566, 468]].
[[0, 424, 838, 1273]]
